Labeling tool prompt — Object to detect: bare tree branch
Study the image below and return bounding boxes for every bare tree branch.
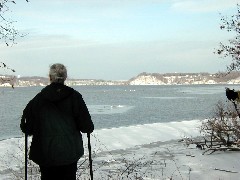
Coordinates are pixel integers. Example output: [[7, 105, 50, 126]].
[[0, 0, 28, 46], [215, 4, 240, 72], [0, 0, 28, 88]]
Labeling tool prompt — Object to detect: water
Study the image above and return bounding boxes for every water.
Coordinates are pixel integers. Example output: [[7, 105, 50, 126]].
[[0, 84, 239, 140]]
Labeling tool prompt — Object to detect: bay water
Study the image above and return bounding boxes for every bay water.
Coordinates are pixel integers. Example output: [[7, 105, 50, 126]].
[[0, 84, 239, 141]]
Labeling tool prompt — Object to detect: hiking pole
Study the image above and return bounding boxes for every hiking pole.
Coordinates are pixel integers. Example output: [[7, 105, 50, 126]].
[[25, 133, 28, 180], [87, 133, 93, 180]]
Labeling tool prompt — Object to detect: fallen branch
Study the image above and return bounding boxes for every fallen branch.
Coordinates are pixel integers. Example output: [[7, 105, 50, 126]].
[[214, 168, 238, 173], [203, 147, 240, 155]]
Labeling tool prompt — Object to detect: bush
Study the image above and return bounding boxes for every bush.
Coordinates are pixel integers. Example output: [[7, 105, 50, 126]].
[[200, 100, 240, 146]]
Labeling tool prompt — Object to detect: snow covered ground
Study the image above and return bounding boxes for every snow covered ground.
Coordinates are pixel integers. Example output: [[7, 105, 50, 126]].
[[1, 120, 240, 179]]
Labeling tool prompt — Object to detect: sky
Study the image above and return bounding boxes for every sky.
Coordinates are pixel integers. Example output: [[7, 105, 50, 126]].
[[0, 0, 239, 80]]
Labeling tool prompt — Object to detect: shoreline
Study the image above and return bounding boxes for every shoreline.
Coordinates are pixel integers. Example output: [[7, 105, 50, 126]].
[[1, 130, 240, 179], [2, 137, 239, 179], [0, 119, 202, 142], [1, 83, 240, 88]]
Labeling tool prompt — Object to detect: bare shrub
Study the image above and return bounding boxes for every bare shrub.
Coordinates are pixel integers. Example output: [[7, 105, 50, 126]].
[[200, 100, 240, 148]]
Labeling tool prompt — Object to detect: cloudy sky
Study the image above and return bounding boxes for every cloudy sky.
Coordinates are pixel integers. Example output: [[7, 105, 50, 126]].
[[0, 0, 239, 80]]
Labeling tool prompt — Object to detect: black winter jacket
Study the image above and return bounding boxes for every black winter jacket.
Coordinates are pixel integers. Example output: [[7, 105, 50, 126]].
[[20, 83, 94, 167]]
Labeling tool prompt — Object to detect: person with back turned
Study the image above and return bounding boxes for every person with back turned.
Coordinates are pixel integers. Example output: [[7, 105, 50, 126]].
[[20, 63, 94, 180]]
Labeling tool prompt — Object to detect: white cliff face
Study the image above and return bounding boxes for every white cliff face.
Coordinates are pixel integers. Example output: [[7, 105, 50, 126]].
[[129, 74, 220, 85], [0, 83, 12, 87], [227, 77, 240, 84], [129, 75, 165, 85], [192, 79, 217, 84]]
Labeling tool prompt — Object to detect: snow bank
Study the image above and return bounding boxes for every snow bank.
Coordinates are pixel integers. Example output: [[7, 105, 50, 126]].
[[86, 120, 201, 151], [0, 120, 201, 178], [1, 119, 240, 179]]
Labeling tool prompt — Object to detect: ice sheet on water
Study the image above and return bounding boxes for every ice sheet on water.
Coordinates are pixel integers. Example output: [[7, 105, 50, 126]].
[[143, 96, 195, 99], [88, 105, 134, 114], [177, 86, 237, 95]]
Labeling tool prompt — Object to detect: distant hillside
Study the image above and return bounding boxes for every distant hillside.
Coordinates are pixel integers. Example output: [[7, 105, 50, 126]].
[[1, 72, 240, 87], [128, 72, 240, 85], [12, 76, 125, 86]]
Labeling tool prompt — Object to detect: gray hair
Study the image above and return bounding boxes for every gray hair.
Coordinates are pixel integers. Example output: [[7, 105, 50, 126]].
[[49, 63, 67, 83]]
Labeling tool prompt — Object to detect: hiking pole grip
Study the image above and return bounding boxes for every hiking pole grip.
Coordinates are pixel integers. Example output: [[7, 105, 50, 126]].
[[25, 133, 28, 180], [87, 133, 93, 180]]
